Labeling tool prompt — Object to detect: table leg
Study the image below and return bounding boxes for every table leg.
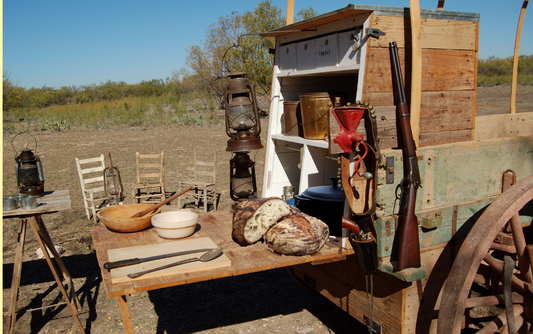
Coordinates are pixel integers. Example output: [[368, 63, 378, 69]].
[[7, 218, 27, 334], [117, 295, 135, 334], [27, 215, 86, 333], [31, 215, 82, 310]]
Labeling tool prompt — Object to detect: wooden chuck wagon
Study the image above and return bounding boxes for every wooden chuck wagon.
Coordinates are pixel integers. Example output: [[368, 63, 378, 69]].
[[261, 4, 533, 333]]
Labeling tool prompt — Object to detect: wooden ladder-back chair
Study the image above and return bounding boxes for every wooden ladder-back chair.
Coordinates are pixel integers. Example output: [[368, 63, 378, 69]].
[[76, 154, 109, 224], [178, 150, 217, 212], [131, 152, 165, 204]]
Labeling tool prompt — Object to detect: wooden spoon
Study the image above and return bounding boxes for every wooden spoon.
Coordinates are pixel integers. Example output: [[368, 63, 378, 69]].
[[129, 185, 193, 218]]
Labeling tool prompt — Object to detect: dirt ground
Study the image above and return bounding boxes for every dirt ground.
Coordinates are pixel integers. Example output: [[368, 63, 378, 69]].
[[2, 85, 532, 334]]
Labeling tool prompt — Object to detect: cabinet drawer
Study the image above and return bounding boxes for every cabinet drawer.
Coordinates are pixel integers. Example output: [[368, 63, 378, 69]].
[[278, 30, 362, 73], [278, 43, 296, 71]]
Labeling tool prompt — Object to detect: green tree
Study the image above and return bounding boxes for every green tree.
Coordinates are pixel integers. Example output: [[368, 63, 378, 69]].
[[237, 1, 285, 93], [296, 6, 320, 21], [180, 1, 305, 105], [3, 72, 24, 111]]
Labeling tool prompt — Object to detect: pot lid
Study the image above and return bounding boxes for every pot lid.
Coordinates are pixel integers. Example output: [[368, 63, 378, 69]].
[[297, 178, 343, 202]]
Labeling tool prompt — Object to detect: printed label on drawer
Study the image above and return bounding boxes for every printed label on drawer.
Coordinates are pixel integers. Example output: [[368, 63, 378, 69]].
[[315, 35, 337, 67]]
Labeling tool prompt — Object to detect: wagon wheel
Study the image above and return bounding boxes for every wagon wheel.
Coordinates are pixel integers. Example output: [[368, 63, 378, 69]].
[[437, 174, 533, 333]]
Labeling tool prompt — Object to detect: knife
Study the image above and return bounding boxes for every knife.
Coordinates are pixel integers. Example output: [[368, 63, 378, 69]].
[[103, 248, 214, 270]]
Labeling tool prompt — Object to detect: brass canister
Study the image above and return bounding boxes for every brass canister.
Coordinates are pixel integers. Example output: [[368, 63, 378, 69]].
[[299, 92, 332, 140], [282, 101, 302, 137]]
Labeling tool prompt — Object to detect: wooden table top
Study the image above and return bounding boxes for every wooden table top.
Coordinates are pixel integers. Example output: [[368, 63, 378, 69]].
[[3, 190, 71, 218], [91, 210, 355, 297]]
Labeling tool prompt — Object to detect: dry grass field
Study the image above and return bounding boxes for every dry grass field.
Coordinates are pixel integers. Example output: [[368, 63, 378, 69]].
[[2, 85, 532, 333]]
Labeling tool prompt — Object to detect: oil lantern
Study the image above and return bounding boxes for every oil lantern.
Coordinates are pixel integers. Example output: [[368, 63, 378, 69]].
[[13, 133, 45, 196], [224, 71, 263, 152], [229, 152, 257, 201], [103, 153, 124, 205], [224, 71, 263, 202]]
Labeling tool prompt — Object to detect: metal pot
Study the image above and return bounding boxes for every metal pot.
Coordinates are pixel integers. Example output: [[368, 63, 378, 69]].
[[294, 178, 343, 236]]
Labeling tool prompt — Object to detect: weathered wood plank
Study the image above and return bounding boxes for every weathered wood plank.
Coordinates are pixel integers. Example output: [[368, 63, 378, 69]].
[[289, 254, 409, 332], [419, 129, 472, 146], [364, 48, 476, 93], [2, 190, 71, 217], [474, 112, 533, 140], [368, 15, 478, 51]]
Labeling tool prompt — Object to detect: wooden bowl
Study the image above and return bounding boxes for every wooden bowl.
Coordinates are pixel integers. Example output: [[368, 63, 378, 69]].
[[97, 204, 162, 233]]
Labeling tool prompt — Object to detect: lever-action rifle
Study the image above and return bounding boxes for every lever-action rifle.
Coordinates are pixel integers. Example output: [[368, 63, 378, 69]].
[[389, 41, 421, 270]]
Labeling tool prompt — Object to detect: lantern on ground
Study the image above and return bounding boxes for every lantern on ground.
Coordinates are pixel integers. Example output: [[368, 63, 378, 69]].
[[12, 133, 45, 197], [103, 153, 124, 205], [224, 72, 263, 202]]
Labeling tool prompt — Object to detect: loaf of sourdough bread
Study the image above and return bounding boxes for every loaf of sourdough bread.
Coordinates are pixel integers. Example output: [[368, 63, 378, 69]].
[[265, 213, 329, 255], [232, 197, 292, 245]]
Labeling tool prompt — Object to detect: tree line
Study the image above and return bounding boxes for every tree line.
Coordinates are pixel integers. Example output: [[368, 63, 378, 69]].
[[3, 1, 316, 114], [3, 0, 532, 114], [2, 77, 180, 111]]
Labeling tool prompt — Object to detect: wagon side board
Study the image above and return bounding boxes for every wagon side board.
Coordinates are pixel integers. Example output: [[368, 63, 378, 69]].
[[289, 243, 457, 334]]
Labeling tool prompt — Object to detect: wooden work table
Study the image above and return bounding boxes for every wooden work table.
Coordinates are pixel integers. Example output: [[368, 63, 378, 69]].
[[91, 209, 354, 334], [4, 190, 85, 334]]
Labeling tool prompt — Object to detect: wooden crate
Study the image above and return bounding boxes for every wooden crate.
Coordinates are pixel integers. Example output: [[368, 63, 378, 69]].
[[328, 10, 479, 153]]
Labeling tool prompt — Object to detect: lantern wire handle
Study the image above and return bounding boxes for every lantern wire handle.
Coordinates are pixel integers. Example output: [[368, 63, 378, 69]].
[[11, 132, 38, 157]]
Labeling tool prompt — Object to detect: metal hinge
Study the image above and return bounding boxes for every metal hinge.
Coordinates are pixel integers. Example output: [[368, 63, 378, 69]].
[[367, 28, 386, 38], [386, 156, 395, 184], [364, 315, 382, 334]]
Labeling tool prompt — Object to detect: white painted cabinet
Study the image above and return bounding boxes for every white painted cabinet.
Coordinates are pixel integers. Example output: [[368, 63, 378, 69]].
[[261, 9, 371, 198]]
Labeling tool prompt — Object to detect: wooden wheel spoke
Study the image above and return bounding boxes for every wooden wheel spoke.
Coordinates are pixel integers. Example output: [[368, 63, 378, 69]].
[[465, 292, 524, 308], [437, 175, 533, 334], [484, 253, 528, 293], [475, 304, 523, 334]]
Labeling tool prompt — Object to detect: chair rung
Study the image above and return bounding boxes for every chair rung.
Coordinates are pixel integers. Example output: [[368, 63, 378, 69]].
[[84, 176, 104, 184], [81, 167, 105, 174]]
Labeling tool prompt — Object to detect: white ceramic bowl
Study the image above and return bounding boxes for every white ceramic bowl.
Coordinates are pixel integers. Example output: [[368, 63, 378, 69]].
[[151, 211, 199, 239]]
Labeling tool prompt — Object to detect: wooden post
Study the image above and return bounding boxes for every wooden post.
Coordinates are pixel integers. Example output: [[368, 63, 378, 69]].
[[286, 0, 294, 25], [409, 0, 422, 151], [510, 0, 529, 114], [437, 0, 445, 10]]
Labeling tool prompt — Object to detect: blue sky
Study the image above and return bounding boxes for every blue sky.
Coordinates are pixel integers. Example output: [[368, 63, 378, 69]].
[[3, 0, 531, 89]]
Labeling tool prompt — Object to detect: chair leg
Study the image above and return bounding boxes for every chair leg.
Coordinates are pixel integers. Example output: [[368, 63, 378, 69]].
[[83, 202, 91, 220], [91, 205, 97, 224], [131, 188, 138, 204], [177, 184, 182, 208], [212, 189, 217, 212], [203, 186, 208, 212]]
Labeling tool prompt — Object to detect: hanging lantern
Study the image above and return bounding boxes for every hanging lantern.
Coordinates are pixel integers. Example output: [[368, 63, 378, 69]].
[[13, 133, 44, 197], [224, 72, 263, 152], [229, 152, 257, 201]]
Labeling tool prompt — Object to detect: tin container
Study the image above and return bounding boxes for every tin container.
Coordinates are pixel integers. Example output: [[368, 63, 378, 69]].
[[21, 195, 39, 210], [3, 195, 20, 210], [282, 101, 303, 137], [299, 92, 332, 140]]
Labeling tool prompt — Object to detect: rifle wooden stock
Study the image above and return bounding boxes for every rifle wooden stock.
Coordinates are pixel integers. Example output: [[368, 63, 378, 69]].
[[389, 41, 421, 270]]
